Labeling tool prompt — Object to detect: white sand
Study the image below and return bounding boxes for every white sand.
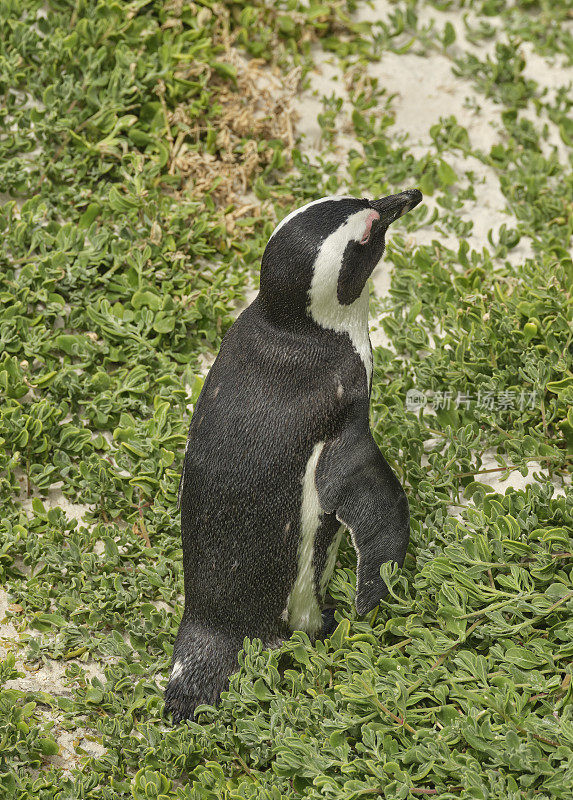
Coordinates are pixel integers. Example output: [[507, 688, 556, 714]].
[[0, 588, 107, 769], [20, 488, 91, 523]]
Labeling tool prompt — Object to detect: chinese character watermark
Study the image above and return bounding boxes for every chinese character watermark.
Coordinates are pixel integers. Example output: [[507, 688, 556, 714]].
[[406, 389, 538, 413]]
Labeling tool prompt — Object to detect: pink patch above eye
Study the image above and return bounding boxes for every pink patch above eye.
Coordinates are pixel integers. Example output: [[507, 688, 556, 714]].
[[360, 210, 380, 244]]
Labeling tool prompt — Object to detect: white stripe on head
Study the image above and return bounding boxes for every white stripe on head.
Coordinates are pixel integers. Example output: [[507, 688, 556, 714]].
[[308, 208, 375, 387], [270, 195, 354, 241]]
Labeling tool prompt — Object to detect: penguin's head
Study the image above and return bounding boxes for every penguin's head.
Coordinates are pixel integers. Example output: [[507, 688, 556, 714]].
[[258, 189, 422, 327]]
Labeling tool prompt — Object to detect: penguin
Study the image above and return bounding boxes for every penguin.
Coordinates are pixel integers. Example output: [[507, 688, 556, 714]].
[[165, 188, 422, 722]]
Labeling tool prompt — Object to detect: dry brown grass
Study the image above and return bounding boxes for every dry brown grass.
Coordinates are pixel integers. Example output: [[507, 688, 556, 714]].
[[160, 3, 301, 208]]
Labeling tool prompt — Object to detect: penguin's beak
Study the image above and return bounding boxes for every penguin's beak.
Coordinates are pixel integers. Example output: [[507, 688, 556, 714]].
[[370, 189, 422, 225]]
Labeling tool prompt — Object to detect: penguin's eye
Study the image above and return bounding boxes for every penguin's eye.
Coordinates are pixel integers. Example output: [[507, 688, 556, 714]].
[[359, 210, 380, 245]]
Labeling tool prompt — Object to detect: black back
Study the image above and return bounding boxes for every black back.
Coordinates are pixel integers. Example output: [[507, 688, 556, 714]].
[[179, 300, 367, 637]]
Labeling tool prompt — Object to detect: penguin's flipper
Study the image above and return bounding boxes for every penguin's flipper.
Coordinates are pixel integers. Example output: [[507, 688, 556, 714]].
[[315, 416, 410, 615]]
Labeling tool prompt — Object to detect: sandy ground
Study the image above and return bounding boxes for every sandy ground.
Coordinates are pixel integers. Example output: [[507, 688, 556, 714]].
[[2, 0, 571, 770]]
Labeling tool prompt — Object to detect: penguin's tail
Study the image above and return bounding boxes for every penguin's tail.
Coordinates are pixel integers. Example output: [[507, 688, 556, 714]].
[[164, 620, 244, 723]]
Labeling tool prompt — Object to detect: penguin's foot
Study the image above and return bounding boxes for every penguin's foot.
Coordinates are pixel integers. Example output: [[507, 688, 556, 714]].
[[164, 622, 243, 723], [164, 678, 203, 724]]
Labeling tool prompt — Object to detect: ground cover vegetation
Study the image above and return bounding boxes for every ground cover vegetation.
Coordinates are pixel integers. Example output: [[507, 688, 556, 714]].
[[0, 0, 572, 797]]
